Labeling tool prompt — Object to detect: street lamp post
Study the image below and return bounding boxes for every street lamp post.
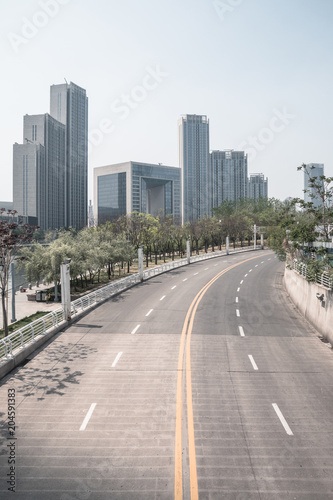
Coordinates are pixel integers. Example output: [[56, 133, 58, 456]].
[[60, 258, 71, 321], [10, 262, 16, 323]]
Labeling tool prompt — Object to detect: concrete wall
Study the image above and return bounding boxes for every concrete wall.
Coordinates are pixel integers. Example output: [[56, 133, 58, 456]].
[[284, 266, 333, 344]]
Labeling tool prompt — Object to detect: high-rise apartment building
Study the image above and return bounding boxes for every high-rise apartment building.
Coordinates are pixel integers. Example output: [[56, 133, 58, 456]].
[[13, 82, 88, 230], [50, 82, 88, 228], [248, 173, 268, 200], [304, 163, 324, 208], [178, 114, 210, 223], [210, 150, 248, 208]]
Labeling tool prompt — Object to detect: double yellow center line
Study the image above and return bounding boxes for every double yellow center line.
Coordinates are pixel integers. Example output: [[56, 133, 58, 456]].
[[174, 254, 272, 499]]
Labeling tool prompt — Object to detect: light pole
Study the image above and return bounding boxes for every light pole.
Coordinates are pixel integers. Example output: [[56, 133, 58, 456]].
[[10, 262, 16, 323], [60, 258, 71, 321]]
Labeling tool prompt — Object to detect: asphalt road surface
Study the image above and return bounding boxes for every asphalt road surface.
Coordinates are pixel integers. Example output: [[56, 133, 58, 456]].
[[1, 249, 333, 500]]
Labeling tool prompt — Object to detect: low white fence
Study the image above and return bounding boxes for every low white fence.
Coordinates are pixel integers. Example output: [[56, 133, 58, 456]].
[[292, 260, 333, 289], [0, 245, 256, 363]]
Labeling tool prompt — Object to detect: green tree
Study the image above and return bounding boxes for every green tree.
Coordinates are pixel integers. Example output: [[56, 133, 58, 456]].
[[0, 210, 38, 336]]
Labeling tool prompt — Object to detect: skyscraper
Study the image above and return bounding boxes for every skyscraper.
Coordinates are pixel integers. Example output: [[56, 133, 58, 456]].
[[13, 81, 88, 230], [178, 115, 210, 223], [248, 173, 268, 200], [13, 113, 65, 230], [50, 82, 88, 228], [304, 163, 324, 208], [210, 150, 248, 208]]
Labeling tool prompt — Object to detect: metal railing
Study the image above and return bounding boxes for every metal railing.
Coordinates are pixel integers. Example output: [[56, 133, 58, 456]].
[[292, 260, 333, 289], [0, 245, 257, 363]]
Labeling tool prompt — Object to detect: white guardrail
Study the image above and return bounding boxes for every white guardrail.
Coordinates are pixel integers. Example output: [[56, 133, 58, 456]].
[[292, 260, 333, 289], [0, 245, 256, 363]]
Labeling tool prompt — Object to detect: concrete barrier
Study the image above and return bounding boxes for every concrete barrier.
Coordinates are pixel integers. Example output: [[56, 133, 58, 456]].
[[284, 266, 333, 345]]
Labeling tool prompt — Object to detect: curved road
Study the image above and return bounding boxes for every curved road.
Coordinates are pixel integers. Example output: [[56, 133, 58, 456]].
[[0, 250, 333, 499]]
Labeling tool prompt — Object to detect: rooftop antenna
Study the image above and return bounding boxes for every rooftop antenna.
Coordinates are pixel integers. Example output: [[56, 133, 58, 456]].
[[64, 77, 68, 85]]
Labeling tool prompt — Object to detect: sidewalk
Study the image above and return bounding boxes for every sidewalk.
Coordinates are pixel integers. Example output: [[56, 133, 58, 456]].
[[0, 283, 61, 328]]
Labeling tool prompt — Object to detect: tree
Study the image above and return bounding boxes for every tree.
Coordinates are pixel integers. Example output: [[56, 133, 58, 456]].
[[0, 209, 38, 336], [295, 163, 333, 241]]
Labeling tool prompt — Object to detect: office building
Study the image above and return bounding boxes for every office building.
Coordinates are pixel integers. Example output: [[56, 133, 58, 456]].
[[13, 82, 88, 230], [248, 173, 268, 200], [210, 150, 248, 208], [94, 162, 181, 225], [50, 82, 88, 228], [13, 114, 66, 230], [178, 114, 210, 223], [304, 163, 324, 208]]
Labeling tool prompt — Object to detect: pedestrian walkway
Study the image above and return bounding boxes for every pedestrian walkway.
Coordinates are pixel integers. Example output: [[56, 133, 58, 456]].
[[0, 282, 61, 328]]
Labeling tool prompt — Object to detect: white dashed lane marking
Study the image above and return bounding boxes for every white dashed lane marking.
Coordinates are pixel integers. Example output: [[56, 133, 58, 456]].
[[272, 404, 294, 436], [131, 324, 141, 334], [80, 403, 97, 431], [248, 355, 258, 371], [238, 326, 245, 337], [112, 352, 123, 367]]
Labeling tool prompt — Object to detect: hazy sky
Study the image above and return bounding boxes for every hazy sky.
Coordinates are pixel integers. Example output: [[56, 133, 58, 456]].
[[1, 0, 332, 203]]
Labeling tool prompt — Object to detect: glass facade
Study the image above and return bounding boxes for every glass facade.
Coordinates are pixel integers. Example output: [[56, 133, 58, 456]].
[[178, 115, 210, 223], [95, 162, 181, 224], [248, 173, 268, 200], [98, 172, 127, 224], [132, 163, 180, 219], [304, 163, 324, 208], [210, 150, 248, 208]]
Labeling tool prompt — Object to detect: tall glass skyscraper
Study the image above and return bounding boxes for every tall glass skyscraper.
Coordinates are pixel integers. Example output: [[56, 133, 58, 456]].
[[13, 114, 66, 230], [178, 115, 210, 223], [50, 82, 88, 229], [210, 150, 248, 208], [13, 82, 88, 230], [304, 163, 324, 208]]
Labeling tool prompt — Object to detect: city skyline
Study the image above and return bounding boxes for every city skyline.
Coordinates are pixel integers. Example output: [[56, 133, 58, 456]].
[[1, 0, 332, 205]]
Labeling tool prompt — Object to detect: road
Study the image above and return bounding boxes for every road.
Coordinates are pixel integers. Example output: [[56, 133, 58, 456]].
[[0, 249, 333, 499]]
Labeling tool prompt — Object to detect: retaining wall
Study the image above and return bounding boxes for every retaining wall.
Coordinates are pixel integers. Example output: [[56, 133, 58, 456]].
[[284, 266, 333, 344]]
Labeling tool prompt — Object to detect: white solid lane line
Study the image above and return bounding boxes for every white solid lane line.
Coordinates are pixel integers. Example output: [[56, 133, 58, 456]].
[[236, 297, 239, 303], [80, 403, 97, 431], [236, 309, 240, 317], [272, 403, 294, 436], [248, 355, 258, 370], [238, 326, 245, 337], [160, 295, 166, 301], [237, 287, 240, 292], [171, 286, 177, 290], [131, 324, 141, 334], [112, 352, 123, 367], [146, 309, 153, 316]]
